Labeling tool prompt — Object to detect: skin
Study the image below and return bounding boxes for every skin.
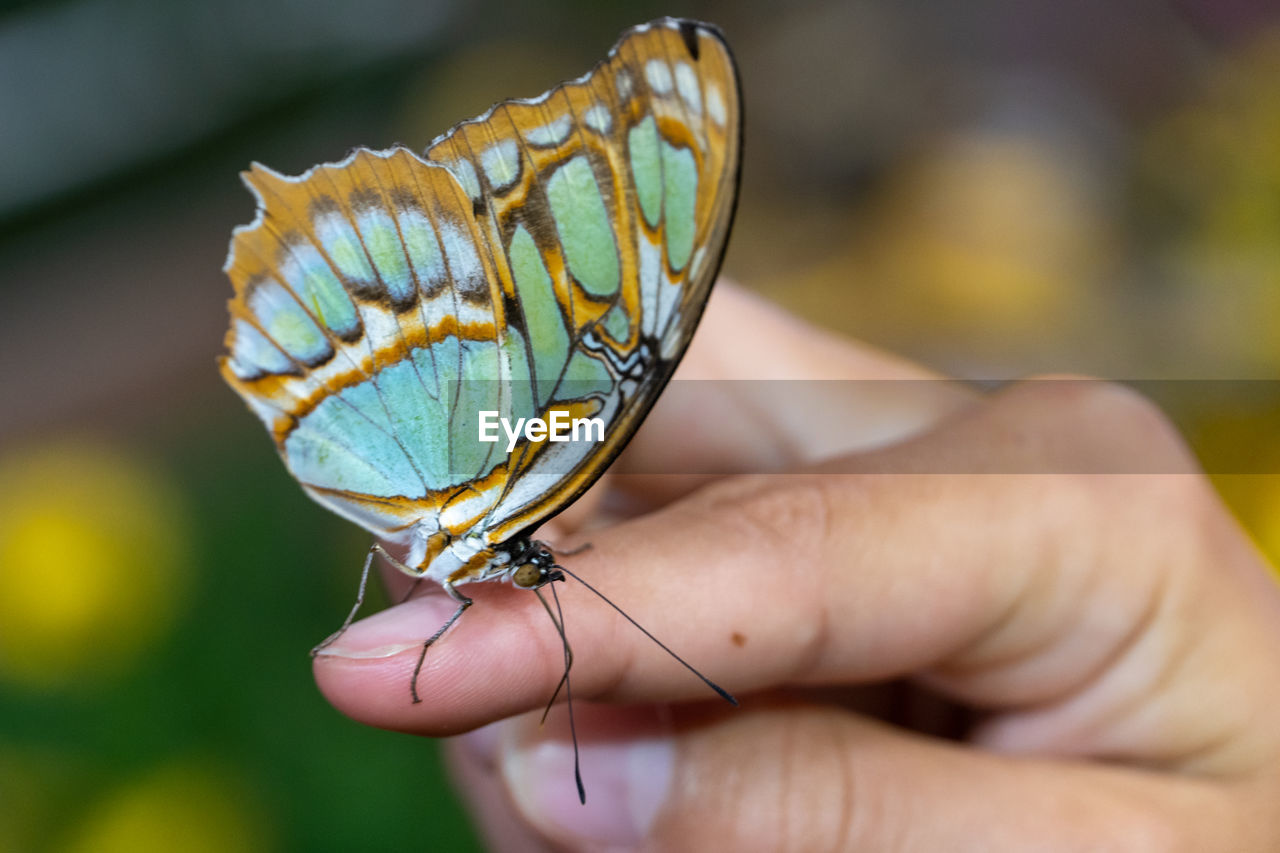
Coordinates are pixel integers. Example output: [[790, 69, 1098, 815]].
[[314, 283, 1280, 852]]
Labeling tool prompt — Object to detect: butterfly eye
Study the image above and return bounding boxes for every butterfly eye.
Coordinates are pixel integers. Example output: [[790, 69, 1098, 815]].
[[512, 563, 544, 589]]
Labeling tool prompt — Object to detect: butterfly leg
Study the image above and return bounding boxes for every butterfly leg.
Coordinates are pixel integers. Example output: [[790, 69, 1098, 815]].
[[311, 542, 380, 656], [312, 542, 420, 655], [554, 541, 594, 558], [410, 581, 472, 704]]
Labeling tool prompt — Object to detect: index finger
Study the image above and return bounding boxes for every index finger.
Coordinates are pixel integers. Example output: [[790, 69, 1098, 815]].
[[315, 381, 1280, 779]]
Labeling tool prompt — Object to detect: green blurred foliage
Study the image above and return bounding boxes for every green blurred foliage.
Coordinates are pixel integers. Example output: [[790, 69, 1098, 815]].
[[0, 422, 479, 851]]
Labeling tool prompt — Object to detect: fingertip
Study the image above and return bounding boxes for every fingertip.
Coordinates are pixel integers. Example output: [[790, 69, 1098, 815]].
[[310, 538, 752, 738], [313, 593, 458, 661], [310, 595, 451, 728], [311, 592, 541, 733]]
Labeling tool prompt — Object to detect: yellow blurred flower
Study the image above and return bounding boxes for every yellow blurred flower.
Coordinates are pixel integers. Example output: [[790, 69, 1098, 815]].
[[58, 761, 271, 853], [870, 133, 1110, 333], [772, 130, 1116, 368], [1253, 482, 1280, 575], [1221, 476, 1280, 577], [0, 440, 187, 687]]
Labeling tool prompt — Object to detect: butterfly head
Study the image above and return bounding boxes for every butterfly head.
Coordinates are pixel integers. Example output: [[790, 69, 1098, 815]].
[[507, 540, 564, 589]]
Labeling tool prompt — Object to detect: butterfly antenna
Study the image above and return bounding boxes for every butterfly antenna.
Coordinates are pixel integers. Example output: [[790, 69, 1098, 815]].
[[555, 565, 738, 707], [533, 586, 572, 721], [535, 581, 586, 804]]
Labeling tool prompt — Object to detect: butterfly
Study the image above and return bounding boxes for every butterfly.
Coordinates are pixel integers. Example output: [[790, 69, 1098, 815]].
[[218, 18, 741, 740]]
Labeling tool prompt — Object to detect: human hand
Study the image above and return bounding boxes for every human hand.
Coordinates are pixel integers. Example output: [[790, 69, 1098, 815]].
[[314, 283, 1280, 851]]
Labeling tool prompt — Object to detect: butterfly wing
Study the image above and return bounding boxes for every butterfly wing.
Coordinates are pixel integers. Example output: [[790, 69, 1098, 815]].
[[424, 18, 742, 550], [218, 18, 741, 576], [221, 150, 514, 561]]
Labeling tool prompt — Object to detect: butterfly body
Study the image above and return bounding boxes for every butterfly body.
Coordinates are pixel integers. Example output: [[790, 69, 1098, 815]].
[[220, 19, 741, 591]]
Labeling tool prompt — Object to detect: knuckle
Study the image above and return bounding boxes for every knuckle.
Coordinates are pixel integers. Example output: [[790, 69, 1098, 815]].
[[1003, 376, 1199, 473], [1075, 381, 1185, 456], [697, 474, 841, 562], [741, 478, 836, 551], [689, 476, 844, 674]]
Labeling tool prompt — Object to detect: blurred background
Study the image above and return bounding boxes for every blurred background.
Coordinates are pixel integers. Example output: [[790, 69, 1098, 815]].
[[3, 0, 1280, 849]]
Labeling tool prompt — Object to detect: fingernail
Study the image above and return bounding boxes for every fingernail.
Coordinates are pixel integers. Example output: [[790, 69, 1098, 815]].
[[313, 596, 457, 659], [502, 729, 674, 847]]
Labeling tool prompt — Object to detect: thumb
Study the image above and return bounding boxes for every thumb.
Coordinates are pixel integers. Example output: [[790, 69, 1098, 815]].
[[462, 701, 1231, 852]]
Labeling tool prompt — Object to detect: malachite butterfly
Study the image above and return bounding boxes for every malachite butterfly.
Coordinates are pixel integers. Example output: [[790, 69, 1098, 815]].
[[218, 18, 742, 723]]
